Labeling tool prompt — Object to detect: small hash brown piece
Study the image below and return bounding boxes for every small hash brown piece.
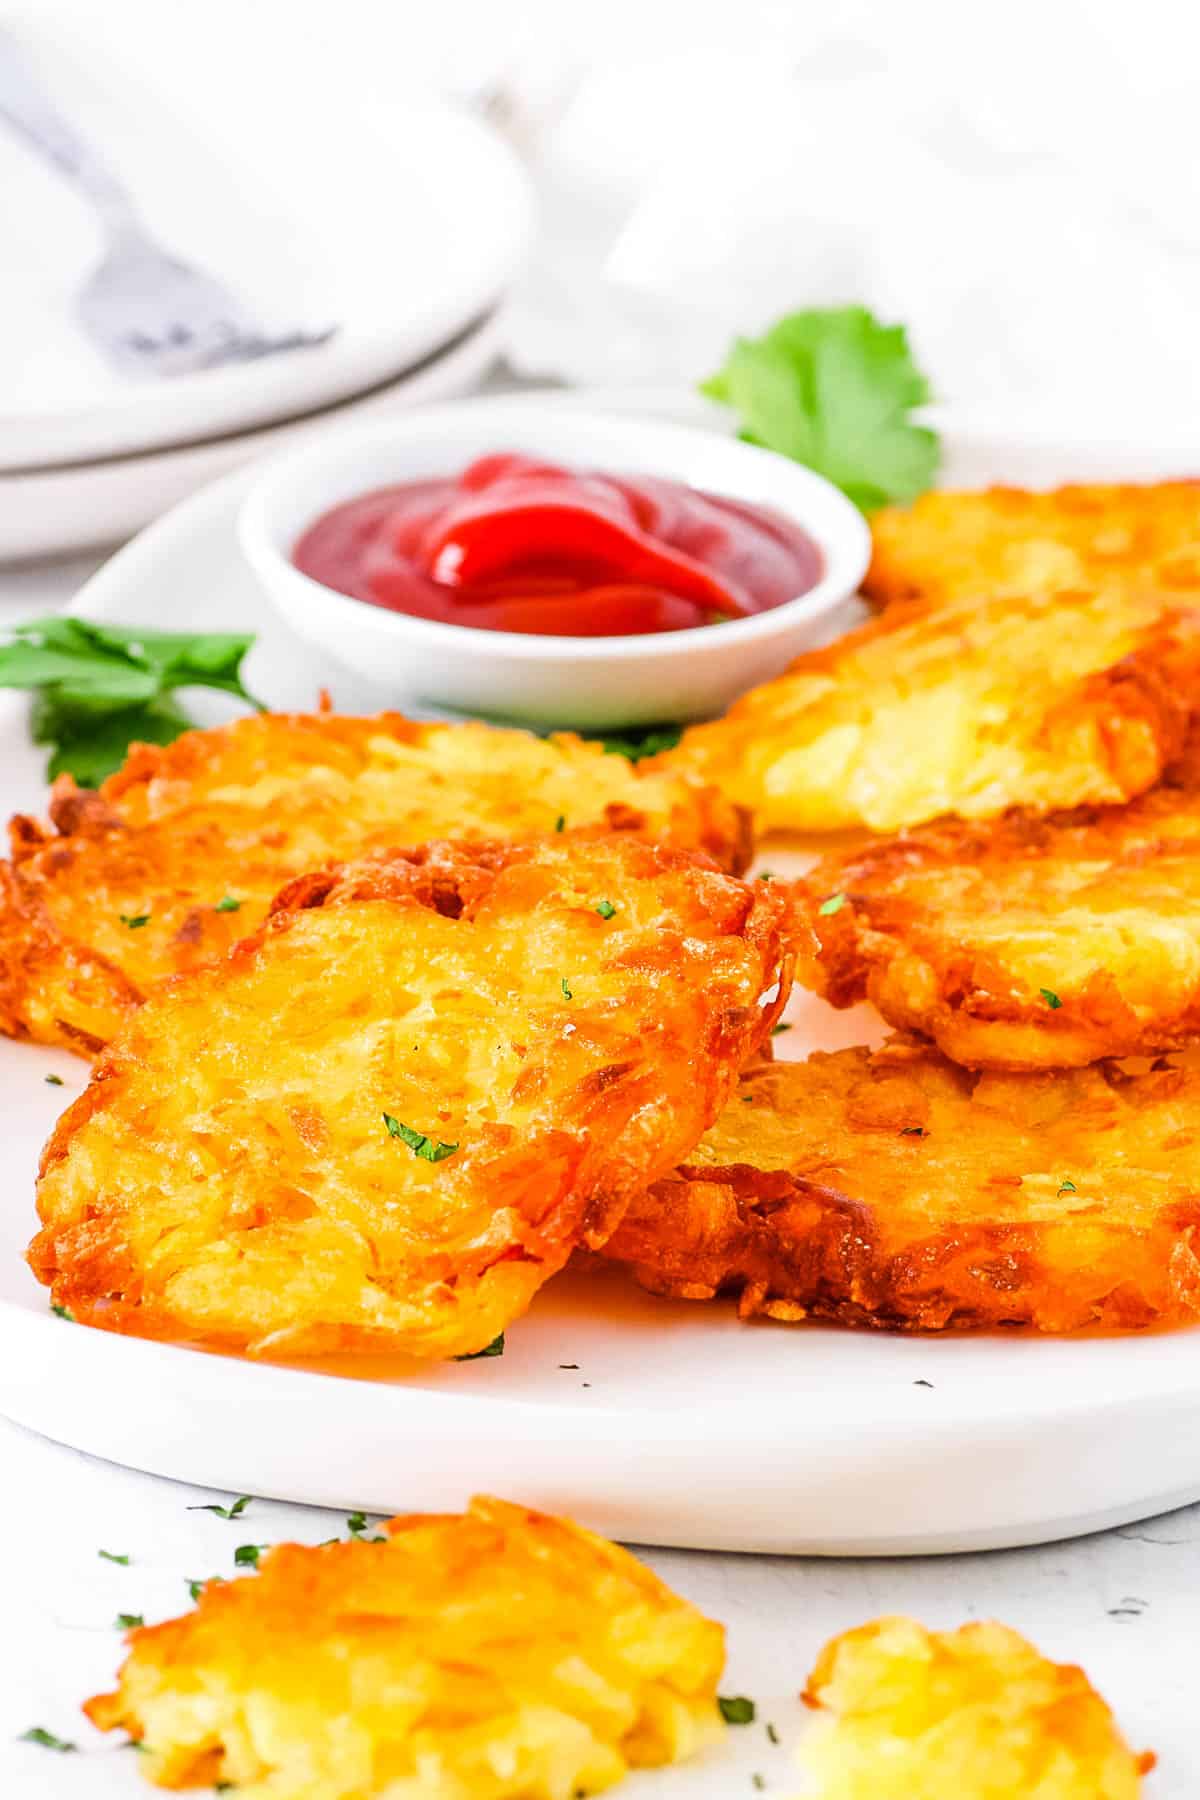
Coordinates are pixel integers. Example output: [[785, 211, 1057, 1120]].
[[84, 1494, 727, 1797], [658, 584, 1198, 833], [0, 710, 750, 1056], [798, 743, 1200, 1067], [602, 1040, 1200, 1333], [798, 1615, 1152, 1799], [864, 479, 1200, 610], [30, 834, 791, 1358]]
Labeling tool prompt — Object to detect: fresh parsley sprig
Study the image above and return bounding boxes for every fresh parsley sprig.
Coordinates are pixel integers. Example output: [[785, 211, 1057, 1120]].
[[0, 617, 262, 786], [702, 306, 939, 512]]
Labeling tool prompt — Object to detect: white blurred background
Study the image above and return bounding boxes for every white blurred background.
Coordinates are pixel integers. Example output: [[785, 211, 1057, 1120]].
[[6, 0, 1200, 429]]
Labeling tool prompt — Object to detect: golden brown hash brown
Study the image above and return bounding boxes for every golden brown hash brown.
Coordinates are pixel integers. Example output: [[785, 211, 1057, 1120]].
[[30, 835, 791, 1358], [85, 1495, 726, 1798], [658, 584, 1199, 834], [602, 1039, 1200, 1332], [797, 739, 1200, 1068], [0, 710, 750, 1056], [798, 1615, 1152, 1799], [865, 480, 1200, 610]]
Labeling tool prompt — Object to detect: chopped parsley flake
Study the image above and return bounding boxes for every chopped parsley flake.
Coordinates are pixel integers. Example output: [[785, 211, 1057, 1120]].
[[99, 1549, 130, 1565], [382, 1114, 458, 1162], [771, 1023, 791, 1036], [554, 815, 566, 832], [901, 1125, 926, 1136], [1058, 1179, 1078, 1195], [233, 1544, 266, 1569], [757, 870, 774, 882], [188, 1495, 251, 1520], [187, 1576, 222, 1601], [50, 1302, 73, 1320], [719, 1695, 756, 1725], [599, 726, 682, 761], [1040, 987, 1063, 1009], [20, 1727, 76, 1752], [753, 1778, 766, 1792], [456, 1332, 505, 1361], [818, 892, 847, 916], [44, 1073, 63, 1086], [214, 896, 242, 913], [560, 977, 573, 1000], [119, 912, 151, 929], [115, 1613, 144, 1631], [594, 899, 617, 919], [766, 1721, 780, 1745], [344, 1512, 385, 1540]]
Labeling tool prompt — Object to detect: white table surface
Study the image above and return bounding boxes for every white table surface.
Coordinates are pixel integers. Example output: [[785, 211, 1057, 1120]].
[[0, 548, 1195, 1797]]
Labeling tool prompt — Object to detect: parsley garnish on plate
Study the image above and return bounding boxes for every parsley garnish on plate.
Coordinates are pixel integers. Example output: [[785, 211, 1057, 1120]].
[[99, 1549, 130, 1565], [20, 1727, 76, 1752], [214, 896, 242, 914], [382, 1114, 458, 1162], [771, 1023, 791, 1036], [594, 899, 617, 919], [233, 1544, 267, 1569], [186, 1576, 221, 1601], [50, 1302, 73, 1321], [44, 1072, 64, 1086], [766, 1722, 780, 1745], [1040, 987, 1063, 1009], [0, 617, 262, 785], [1058, 1179, 1078, 1195], [560, 976, 573, 1000], [115, 1613, 144, 1631], [554, 814, 566, 832], [702, 306, 939, 512], [119, 912, 151, 930], [596, 725, 682, 761], [456, 1333, 505, 1362], [188, 1495, 251, 1520], [719, 1695, 757, 1725], [818, 892, 848, 917]]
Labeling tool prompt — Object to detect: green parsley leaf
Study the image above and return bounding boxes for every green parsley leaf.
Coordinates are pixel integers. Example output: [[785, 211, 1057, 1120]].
[[719, 1695, 756, 1725], [99, 1549, 130, 1565], [188, 1496, 251, 1520], [594, 899, 617, 919], [214, 896, 242, 913], [44, 1072, 64, 1085], [456, 1332, 505, 1361], [1040, 988, 1063, 1009], [701, 306, 939, 512], [597, 725, 682, 762], [1058, 1179, 1078, 1195], [771, 1023, 791, 1036], [233, 1544, 266, 1569], [20, 1727, 76, 1752], [186, 1576, 221, 1601], [766, 1721, 780, 1745], [382, 1114, 458, 1162], [115, 1613, 144, 1630], [3, 617, 262, 786], [50, 1302, 73, 1321], [753, 1778, 766, 1792], [818, 892, 848, 917], [756, 870, 774, 882], [346, 1512, 370, 1536], [560, 977, 573, 1000], [119, 912, 151, 929], [554, 814, 566, 832]]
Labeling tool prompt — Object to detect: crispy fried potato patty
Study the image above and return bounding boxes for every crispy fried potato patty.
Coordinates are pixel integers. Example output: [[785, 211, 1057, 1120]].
[[659, 585, 1197, 833], [30, 835, 790, 1357], [1, 711, 750, 1056], [865, 480, 1200, 610], [602, 1040, 1200, 1332], [798, 1616, 1152, 1799], [85, 1495, 727, 1798], [798, 744, 1200, 1068]]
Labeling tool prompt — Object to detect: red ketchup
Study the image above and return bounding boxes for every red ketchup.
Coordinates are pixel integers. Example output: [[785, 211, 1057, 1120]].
[[292, 452, 823, 637]]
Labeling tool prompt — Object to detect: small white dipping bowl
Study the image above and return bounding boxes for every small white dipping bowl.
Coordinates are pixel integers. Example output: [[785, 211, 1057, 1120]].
[[237, 397, 870, 730]]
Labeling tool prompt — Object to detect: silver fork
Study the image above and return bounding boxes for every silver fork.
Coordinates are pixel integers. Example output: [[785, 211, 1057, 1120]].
[[0, 29, 334, 378]]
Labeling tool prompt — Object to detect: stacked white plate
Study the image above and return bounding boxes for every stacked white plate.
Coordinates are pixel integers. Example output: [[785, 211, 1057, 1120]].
[[0, 35, 533, 559]]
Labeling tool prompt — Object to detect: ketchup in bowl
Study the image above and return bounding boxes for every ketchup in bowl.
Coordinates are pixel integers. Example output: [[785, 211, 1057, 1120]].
[[292, 452, 823, 637]]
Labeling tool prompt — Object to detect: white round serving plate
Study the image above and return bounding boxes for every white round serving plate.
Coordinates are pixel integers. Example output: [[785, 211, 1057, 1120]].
[[0, 65, 532, 470], [2, 400, 1200, 1557], [0, 312, 502, 563]]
